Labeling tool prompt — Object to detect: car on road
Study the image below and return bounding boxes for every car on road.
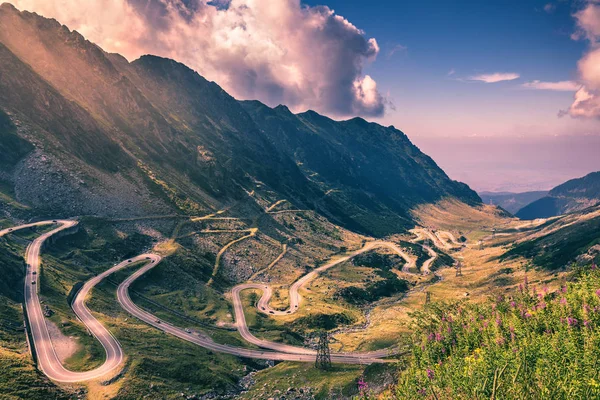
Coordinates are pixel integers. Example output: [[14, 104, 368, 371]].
[[31, 281, 36, 284], [261, 307, 265, 310], [185, 328, 191, 333], [8, 228, 12, 232], [155, 319, 161, 324], [32, 271, 37, 275], [145, 257, 151, 260], [269, 311, 274, 314], [127, 260, 132, 263], [52, 220, 57, 223]]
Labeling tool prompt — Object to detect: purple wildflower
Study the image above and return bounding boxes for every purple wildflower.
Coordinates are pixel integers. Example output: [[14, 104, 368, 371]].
[[417, 388, 427, 396], [426, 369, 435, 380], [596, 289, 600, 298], [560, 297, 567, 306]]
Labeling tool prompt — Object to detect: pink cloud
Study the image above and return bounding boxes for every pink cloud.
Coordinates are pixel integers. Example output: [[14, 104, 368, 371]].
[[468, 72, 520, 83], [11, 0, 386, 117], [521, 80, 580, 91]]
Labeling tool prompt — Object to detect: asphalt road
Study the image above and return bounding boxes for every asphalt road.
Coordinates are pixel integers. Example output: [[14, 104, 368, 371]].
[[115, 255, 392, 364], [237, 241, 417, 318], [230, 241, 422, 359], [1, 220, 124, 383], [2, 219, 401, 384]]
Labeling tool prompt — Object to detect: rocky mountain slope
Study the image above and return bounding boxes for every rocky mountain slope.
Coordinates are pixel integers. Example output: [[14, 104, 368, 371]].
[[0, 3, 480, 236], [516, 171, 600, 220]]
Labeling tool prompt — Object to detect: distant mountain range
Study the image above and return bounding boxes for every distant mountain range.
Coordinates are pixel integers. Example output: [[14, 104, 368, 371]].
[[516, 171, 600, 220], [479, 191, 548, 214], [0, 3, 480, 236]]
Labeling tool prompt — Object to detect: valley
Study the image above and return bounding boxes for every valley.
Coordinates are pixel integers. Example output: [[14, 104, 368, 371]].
[[0, 2, 599, 399], [1, 196, 590, 398]]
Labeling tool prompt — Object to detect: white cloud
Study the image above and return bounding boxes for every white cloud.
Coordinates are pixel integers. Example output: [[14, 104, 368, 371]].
[[386, 43, 407, 59], [11, 0, 387, 117], [572, 3, 600, 43], [544, 3, 556, 14], [468, 72, 520, 83], [521, 80, 580, 91], [564, 2, 600, 118], [561, 87, 600, 118]]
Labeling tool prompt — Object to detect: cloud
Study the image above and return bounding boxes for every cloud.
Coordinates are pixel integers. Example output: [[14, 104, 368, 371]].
[[447, 68, 456, 76], [572, 3, 600, 42], [386, 43, 407, 59], [564, 2, 600, 118], [521, 80, 580, 91], [560, 87, 600, 118], [11, 0, 386, 117], [544, 3, 556, 14], [468, 72, 520, 83]]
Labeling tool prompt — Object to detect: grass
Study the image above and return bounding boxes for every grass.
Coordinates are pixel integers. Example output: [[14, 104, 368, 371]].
[[238, 362, 366, 399], [391, 264, 600, 399]]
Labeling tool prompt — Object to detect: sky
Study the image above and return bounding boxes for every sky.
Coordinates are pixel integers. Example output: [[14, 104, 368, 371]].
[[9, 0, 600, 192]]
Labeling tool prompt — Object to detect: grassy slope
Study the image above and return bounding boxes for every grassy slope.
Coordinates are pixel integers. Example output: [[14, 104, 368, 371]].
[[503, 213, 600, 270]]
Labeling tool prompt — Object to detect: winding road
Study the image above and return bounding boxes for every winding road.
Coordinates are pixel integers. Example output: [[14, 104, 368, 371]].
[[1, 218, 460, 382], [1, 220, 124, 383], [115, 254, 392, 365]]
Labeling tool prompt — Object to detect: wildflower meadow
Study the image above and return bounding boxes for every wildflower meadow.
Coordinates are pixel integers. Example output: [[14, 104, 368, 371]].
[[392, 264, 600, 399]]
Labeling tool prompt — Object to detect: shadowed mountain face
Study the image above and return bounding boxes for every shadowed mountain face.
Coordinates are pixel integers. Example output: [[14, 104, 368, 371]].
[[479, 191, 548, 214], [516, 172, 600, 220], [0, 3, 479, 235]]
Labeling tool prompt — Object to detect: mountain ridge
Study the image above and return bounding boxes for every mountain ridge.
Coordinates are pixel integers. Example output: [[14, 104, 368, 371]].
[[516, 171, 600, 220], [0, 2, 480, 236]]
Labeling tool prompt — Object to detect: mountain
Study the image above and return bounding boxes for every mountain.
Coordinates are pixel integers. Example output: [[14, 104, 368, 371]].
[[479, 191, 548, 214], [516, 171, 600, 220], [0, 3, 480, 236], [504, 205, 600, 269]]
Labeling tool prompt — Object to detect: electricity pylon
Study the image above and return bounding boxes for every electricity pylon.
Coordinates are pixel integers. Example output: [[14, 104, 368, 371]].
[[315, 331, 331, 370]]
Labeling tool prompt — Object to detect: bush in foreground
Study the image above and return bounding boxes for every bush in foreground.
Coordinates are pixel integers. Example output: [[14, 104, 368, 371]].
[[392, 265, 600, 399]]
